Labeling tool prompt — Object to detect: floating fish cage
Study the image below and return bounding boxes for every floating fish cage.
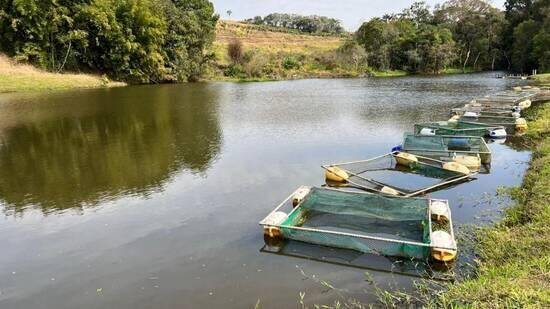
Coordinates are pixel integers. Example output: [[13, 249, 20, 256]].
[[472, 91, 536, 110], [260, 187, 458, 262], [321, 153, 474, 197], [476, 90, 536, 102], [458, 115, 527, 132], [414, 120, 507, 138], [451, 106, 521, 118], [399, 133, 491, 169]]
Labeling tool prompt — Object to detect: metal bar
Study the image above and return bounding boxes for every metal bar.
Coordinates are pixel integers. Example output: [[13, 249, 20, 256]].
[[277, 224, 460, 250], [404, 173, 474, 197], [258, 188, 302, 225], [323, 152, 392, 168]]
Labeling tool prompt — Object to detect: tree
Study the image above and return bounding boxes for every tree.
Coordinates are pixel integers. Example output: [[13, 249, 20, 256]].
[[227, 10, 232, 17], [434, 0, 505, 71], [0, 0, 218, 83], [244, 13, 344, 34]]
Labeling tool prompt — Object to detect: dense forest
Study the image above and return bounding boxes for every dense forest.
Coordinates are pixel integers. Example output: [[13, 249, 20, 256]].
[[244, 13, 345, 34], [355, 0, 549, 74], [0, 0, 218, 83]]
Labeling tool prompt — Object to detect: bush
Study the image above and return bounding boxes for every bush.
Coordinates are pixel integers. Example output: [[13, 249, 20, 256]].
[[227, 39, 243, 64], [224, 64, 244, 77], [282, 57, 301, 70], [243, 53, 270, 77]]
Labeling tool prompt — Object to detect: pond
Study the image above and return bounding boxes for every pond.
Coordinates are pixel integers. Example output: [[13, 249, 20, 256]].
[[0, 73, 532, 308]]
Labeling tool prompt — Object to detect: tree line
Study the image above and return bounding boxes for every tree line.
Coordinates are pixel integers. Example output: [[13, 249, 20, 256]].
[[0, 0, 218, 83], [355, 0, 549, 74], [244, 13, 345, 34]]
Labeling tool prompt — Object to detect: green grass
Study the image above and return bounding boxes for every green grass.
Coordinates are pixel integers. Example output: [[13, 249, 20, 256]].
[[440, 67, 481, 74], [530, 73, 550, 87], [370, 70, 408, 77], [0, 73, 125, 93], [420, 101, 550, 308]]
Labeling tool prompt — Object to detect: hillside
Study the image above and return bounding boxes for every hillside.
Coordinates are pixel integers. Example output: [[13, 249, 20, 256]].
[[214, 20, 345, 56], [208, 20, 363, 80]]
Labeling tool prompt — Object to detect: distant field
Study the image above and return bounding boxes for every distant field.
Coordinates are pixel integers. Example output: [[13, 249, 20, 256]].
[[213, 20, 346, 64]]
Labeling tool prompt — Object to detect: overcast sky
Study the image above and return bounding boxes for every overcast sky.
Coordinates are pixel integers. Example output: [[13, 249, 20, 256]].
[[211, 0, 506, 30]]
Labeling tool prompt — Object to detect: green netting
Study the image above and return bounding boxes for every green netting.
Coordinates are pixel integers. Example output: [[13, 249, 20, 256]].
[[403, 135, 447, 151], [461, 116, 517, 127], [280, 188, 430, 259], [414, 121, 501, 137], [402, 134, 491, 164]]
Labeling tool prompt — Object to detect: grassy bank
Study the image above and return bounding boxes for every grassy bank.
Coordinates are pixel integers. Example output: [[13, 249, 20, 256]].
[[531, 73, 550, 87], [0, 55, 126, 93], [419, 102, 550, 308]]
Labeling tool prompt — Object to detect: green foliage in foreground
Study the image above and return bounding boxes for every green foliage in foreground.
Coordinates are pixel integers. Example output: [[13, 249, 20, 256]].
[[0, 0, 218, 83], [421, 103, 550, 308]]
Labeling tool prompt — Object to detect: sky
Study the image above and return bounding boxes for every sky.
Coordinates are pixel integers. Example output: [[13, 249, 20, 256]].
[[211, 0, 506, 31]]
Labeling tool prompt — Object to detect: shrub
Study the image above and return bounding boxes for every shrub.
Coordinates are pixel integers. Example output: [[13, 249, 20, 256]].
[[227, 39, 243, 64], [282, 57, 301, 70], [224, 64, 244, 77], [243, 53, 269, 77]]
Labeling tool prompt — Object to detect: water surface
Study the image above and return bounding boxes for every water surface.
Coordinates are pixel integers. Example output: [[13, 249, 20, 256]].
[[0, 73, 532, 308]]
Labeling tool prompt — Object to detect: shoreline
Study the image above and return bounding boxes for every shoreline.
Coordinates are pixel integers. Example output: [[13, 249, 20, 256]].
[[414, 89, 549, 307], [1, 67, 486, 93]]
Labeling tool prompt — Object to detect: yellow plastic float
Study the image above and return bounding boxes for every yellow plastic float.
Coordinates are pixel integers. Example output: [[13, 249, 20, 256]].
[[380, 186, 399, 196], [442, 162, 470, 175], [513, 86, 522, 91], [430, 200, 450, 223], [431, 231, 458, 262], [452, 155, 481, 171], [394, 152, 418, 166], [324, 166, 349, 182], [292, 186, 311, 207], [518, 99, 531, 109], [515, 118, 528, 130], [262, 211, 288, 238], [448, 115, 461, 122]]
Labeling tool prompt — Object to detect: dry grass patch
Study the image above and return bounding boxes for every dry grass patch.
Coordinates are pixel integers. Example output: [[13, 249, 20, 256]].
[[0, 54, 125, 93]]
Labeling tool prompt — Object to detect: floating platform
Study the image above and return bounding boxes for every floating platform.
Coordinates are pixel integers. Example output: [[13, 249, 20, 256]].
[[399, 133, 491, 168], [321, 153, 474, 197], [458, 114, 527, 133], [260, 187, 458, 262], [414, 120, 507, 138], [451, 105, 520, 118]]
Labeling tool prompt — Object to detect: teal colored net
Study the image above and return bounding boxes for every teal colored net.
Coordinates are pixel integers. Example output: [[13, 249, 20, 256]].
[[401, 134, 491, 164], [414, 121, 502, 137], [280, 188, 430, 259], [460, 116, 517, 127], [403, 134, 486, 152]]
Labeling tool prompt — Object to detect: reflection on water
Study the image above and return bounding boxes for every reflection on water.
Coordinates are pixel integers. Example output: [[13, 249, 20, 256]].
[[0, 84, 221, 214], [261, 238, 454, 280]]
